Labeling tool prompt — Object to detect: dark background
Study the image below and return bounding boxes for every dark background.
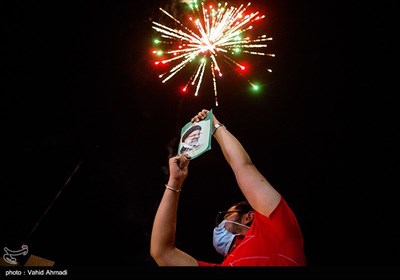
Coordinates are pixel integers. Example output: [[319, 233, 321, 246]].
[[1, 0, 398, 277]]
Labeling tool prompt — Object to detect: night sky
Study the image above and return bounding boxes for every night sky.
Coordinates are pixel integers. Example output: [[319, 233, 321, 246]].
[[1, 0, 399, 277]]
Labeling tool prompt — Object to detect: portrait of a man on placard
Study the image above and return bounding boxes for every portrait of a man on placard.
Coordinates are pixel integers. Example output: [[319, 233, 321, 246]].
[[177, 109, 213, 160]]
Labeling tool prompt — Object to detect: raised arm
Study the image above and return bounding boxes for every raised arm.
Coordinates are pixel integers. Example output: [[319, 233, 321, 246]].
[[192, 109, 281, 217], [150, 154, 198, 266]]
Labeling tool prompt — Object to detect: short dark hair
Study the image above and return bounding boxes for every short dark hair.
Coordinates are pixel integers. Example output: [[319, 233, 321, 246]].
[[181, 124, 202, 142], [232, 201, 253, 213]]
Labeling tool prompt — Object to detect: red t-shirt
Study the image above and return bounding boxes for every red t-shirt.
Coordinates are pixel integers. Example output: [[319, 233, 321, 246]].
[[198, 198, 306, 266]]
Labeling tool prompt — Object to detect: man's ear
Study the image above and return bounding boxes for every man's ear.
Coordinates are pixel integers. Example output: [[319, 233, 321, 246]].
[[244, 211, 255, 226]]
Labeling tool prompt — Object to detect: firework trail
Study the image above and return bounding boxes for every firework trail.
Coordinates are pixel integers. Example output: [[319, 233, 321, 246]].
[[151, 0, 274, 106]]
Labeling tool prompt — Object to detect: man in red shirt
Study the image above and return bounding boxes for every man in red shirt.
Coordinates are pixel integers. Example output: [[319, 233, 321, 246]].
[[150, 109, 306, 266]]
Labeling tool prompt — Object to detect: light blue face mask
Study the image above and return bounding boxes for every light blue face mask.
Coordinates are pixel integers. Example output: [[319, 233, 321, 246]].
[[212, 220, 249, 256]]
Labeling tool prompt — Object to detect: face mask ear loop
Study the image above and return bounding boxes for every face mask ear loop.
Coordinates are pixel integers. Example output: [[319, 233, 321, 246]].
[[224, 220, 250, 229]]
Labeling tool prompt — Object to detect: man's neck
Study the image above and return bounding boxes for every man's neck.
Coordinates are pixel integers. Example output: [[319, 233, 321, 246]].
[[229, 234, 245, 253]]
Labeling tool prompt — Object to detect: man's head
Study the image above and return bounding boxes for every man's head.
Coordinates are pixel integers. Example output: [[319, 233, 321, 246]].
[[216, 201, 254, 235], [181, 124, 202, 147], [213, 201, 254, 256]]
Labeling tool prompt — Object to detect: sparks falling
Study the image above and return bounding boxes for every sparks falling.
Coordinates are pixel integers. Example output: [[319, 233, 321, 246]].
[[151, 0, 274, 106]]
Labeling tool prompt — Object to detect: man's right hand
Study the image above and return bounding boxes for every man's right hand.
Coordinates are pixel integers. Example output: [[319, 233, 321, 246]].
[[168, 154, 190, 188]]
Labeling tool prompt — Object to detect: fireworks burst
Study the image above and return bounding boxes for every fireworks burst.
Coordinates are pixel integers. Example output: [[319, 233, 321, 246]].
[[151, 0, 274, 106]]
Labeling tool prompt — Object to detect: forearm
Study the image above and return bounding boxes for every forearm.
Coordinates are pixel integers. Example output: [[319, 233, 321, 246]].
[[213, 123, 281, 217], [150, 180, 182, 262], [150, 154, 197, 266], [192, 109, 281, 216], [150, 180, 198, 266], [213, 125, 252, 172]]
